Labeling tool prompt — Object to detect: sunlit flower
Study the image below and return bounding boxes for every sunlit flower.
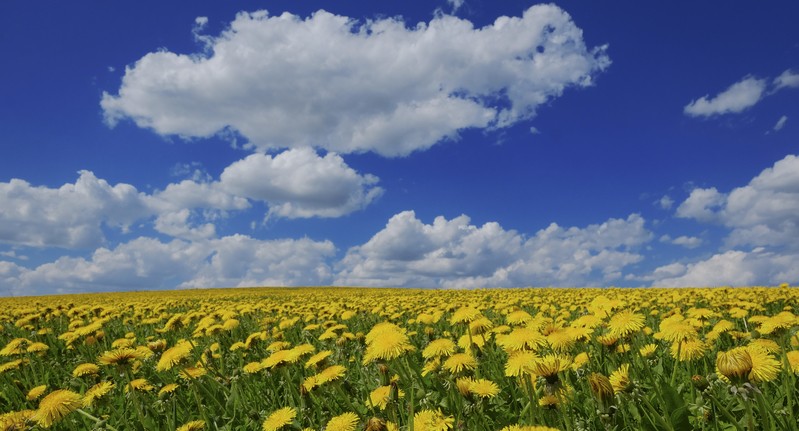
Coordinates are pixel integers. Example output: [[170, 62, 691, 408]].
[[413, 409, 454, 431], [262, 407, 296, 431], [607, 310, 645, 338], [177, 420, 206, 431], [31, 389, 83, 428], [368, 385, 404, 410], [326, 412, 359, 431], [423, 339, 457, 359], [156, 341, 193, 371], [26, 385, 47, 401], [469, 378, 500, 398], [442, 353, 477, 374], [609, 364, 631, 393], [83, 381, 115, 407]]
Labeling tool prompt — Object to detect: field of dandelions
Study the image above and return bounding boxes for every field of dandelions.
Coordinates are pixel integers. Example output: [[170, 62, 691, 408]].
[[2, 287, 799, 431]]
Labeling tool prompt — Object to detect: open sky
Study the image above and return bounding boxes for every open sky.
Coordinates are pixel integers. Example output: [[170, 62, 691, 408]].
[[1, 1, 798, 296]]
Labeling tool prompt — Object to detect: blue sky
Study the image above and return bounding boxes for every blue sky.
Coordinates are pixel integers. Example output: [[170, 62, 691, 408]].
[[1, 1, 798, 296]]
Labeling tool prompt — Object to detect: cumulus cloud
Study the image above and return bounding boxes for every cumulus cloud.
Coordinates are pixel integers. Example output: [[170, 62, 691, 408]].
[[659, 234, 702, 249], [0, 171, 152, 248], [101, 5, 609, 156], [651, 249, 799, 287], [219, 148, 383, 218], [774, 69, 799, 90], [335, 211, 651, 288], [4, 235, 335, 295], [684, 76, 767, 117], [677, 154, 799, 249]]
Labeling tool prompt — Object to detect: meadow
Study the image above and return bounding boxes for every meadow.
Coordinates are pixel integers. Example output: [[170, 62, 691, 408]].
[[1, 286, 798, 431]]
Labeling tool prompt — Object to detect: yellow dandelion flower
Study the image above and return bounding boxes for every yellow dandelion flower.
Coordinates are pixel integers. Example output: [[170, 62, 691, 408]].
[[362, 329, 414, 364], [413, 409, 454, 431], [505, 351, 537, 377], [97, 347, 146, 366], [368, 385, 404, 410], [450, 307, 482, 324], [178, 367, 207, 380], [497, 327, 547, 353], [607, 310, 645, 338], [72, 363, 101, 378], [0, 409, 35, 430], [746, 345, 781, 383], [25, 342, 49, 355], [531, 354, 571, 381], [421, 358, 441, 376], [442, 353, 477, 374], [159, 383, 180, 398], [83, 381, 114, 407], [305, 350, 333, 368], [156, 341, 193, 371], [422, 339, 457, 359], [639, 344, 657, 358], [786, 351, 799, 374], [326, 412, 359, 431], [262, 407, 296, 431], [506, 310, 533, 325], [609, 364, 631, 393], [26, 385, 47, 401], [469, 378, 500, 398], [126, 378, 155, 392], [177, 420, 206, 431], [32, 389, 83, 428], [538, 394, 559, 408], [0, 359, 26, 373], [244, 361, 265, 374], [316, 364, 347, 385], [670, 339, 706, 362]]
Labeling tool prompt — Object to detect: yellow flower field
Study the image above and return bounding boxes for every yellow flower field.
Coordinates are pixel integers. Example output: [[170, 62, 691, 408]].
[[1, 286, 798, 430]]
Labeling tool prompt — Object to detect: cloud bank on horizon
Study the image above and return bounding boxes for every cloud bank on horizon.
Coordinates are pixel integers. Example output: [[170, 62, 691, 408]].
[[1, 1, 798, 295]]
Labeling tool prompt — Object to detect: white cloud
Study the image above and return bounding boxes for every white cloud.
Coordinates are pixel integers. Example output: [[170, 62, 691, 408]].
[[0, 251, 28, 261], [675, 187, 725, 222], [0, 149, 379, 248], [153, 209, 216, 241], [447, 0, 465, 13], [677, 155, 799, 249], [773, 115, 788, 132], [684, 76, 767, 117], [774, 69, 799, 90], [218, 148, 383, 218], [651, 249, 799, 287], [335, 211, 650, 288], [0, 171, 152, 248], [658, 195, 674, 210], [101, 5, 609, 156], [5, 235, 335, 295], [671, 235, 702, 249]]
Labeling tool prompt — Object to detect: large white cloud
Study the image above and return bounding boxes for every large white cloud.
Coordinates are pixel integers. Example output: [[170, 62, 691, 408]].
[[684, 76, 767, 117], [3, 235, 335, 295], [0, 171, 152, 248], [335, 211, 651, 288], [651, 249, 799, 288], [101, 5, 609, 156], [0, 149, 380, 248], [219, 148, 383, 218], [676, 154, 799, 249]]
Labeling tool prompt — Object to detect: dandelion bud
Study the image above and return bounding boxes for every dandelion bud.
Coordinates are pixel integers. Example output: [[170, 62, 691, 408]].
[[716, 348, 752, 382], [378, 363, 390, 375], [588, 373, 614, 405], [365, 417, 387, 431], [691, 375, 709, 391]]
